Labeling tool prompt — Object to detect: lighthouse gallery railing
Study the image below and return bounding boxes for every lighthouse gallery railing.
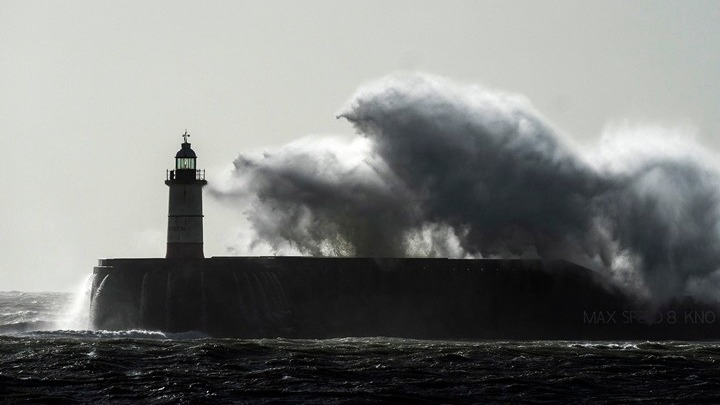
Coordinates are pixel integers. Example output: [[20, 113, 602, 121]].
[[166, 169, 205, 181]]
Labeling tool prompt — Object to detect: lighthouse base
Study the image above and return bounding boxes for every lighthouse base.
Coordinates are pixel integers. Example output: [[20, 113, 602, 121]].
[[165, 243, 204, 259]]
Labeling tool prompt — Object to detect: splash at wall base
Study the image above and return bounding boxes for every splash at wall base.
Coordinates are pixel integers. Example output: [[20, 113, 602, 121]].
[[90, 257, 720, 340]]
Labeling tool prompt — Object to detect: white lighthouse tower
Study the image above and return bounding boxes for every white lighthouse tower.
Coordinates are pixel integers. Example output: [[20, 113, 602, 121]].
[[165, 131, 207, 258]]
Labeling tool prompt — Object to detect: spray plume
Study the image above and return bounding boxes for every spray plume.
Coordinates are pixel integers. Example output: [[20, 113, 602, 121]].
[[211, 74, 720, 303]]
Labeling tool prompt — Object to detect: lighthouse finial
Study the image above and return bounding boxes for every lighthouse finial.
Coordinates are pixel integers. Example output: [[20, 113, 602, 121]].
[[182, 130, 190, 143]]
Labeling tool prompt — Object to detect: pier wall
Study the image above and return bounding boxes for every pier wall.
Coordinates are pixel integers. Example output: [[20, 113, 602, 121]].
[[90, 257, 720, 339]]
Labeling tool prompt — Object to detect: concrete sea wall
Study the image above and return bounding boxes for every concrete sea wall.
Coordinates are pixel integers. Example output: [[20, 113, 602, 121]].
[[90, 257, 720, 339]]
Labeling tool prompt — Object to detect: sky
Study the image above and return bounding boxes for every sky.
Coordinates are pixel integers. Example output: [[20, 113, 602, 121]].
[[1, 0, 719, 292]]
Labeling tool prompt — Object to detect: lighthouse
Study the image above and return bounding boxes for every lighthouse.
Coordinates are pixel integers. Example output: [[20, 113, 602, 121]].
[[165, 131, 207, 258]]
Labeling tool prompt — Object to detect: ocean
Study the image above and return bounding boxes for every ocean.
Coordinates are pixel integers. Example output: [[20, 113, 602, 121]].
[[2, 290, 720, 404]]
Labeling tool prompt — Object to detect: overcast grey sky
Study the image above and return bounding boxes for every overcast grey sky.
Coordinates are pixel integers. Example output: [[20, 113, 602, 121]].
[[2, 0, 719, 292]]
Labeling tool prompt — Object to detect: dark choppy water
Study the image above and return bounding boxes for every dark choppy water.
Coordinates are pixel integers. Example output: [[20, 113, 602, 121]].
[[2, 291, 720, 403]]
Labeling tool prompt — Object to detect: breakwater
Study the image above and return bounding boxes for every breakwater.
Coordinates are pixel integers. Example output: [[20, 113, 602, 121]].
[[91, 257, 720, 339]]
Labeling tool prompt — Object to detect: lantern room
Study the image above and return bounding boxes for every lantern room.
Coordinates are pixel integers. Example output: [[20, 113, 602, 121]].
[[175, 131, 197, 170]]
